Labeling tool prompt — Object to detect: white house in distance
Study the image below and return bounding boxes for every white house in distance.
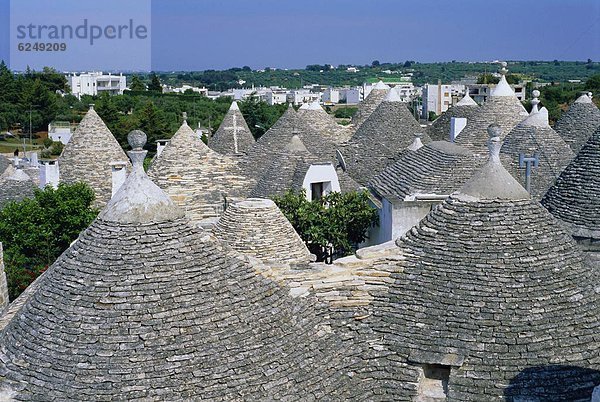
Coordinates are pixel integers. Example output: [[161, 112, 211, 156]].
[[67, 72, 127, 98], [48, 121, 77, 144], [422, 83, 467, 117]]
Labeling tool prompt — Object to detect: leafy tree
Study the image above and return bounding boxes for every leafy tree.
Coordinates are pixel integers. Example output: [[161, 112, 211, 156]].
[[129, 75, 146, 91], [372, 60, 380, 67], [585, 73, 600, 92], [0, 183, 98, 300], [334, 107, 358, 119], [477, 73, 500, 84], [95, 92, 120, 129], [135, 100, 170, 152], [239, 95, 286, 139], [148, 72, 162, 92], [272, 189, 379, 261]]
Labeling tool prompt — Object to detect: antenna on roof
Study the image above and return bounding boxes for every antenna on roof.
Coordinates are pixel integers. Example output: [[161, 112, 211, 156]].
[[335, 149, 347, 172]]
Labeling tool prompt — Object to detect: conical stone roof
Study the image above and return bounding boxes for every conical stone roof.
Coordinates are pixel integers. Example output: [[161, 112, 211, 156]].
[[249, 135, 318, 199], [209, 101, 255, 155], [367, 127, 600, 400], [0, 131, 359, 400], [242, 104, 352, 190], [147, 121, 251, 223], [0, 167, 36, 208], [296, 101, 352, 143], [344, 89, 430, 185], [352, 81, 390, 129], [428, 93, 480, 141], [58, 105, 131, 207], [541, 124, 600, 240], [369, 139, 477, 201], [454, 75, 528, 154], [554, 92, 600, 154], [501, 108, 574, 199], [213, 198, 312, 264]]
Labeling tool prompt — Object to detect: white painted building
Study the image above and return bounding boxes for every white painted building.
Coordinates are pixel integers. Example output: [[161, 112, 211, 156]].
[[322, 88, 339, 105], [266, 90, 288, 105], [339, 88, 360, 104], [302, 163, 341, 201], [287, 89, 321, 106], [48, 121, 77, 144], [67, 72, 126, 98]]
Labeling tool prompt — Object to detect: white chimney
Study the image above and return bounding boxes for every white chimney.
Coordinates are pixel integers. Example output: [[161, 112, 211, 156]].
[[39, 160, 60, 189], [29, 152, 39, 168], [450, 117, 467, 142], [0, 242, 8, 312], [110, 161, 128, 196], [12, 156, 19, 167], [156, 140, 169, 158]]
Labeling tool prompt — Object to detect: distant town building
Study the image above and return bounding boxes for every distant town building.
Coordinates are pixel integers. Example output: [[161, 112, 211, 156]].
[[67, 72, 126, 98], [339, 88, 360, 104], [466, 82, 526, 103], [266, 89, 288, 105], [162, 84, 208, 96], [422, 83, 467, 117], [322, 88, 339, 104], [287, 89, 321, 106]]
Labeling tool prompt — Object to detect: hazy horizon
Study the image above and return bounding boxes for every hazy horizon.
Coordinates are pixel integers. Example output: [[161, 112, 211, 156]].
[[1, 0, 599, 72]]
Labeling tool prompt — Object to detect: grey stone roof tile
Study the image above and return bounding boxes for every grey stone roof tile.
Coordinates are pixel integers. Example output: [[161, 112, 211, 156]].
[[213, 198, 312, 264], [428, 104, 480, 142], [0, 167, 36, 208], [501, 108, 574, 200], [369, 140, 477, 201], [541, 124, 600, 239], [0, 132, 363, 400], [553, 93, 600, 154], [343, 97, 430, 185], [454, 95, 528, 154], [148, 122, 252, 223], [351, 85, 389, 129]]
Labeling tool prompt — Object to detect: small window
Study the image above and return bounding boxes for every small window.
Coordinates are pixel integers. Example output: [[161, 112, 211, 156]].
[[416, 364, 450, 401], [311, 182, 324, 201]]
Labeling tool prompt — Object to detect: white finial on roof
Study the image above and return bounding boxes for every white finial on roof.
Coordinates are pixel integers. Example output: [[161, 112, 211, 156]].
[[575, 92, 593, 104], [500, 61, 508, 76], [456, 91, 478, 106], [407, 133, 424, 151], [299, 102, 310, 110], [182, 112, 188, 124], [455, 124, 530, 201], [89, 104, 95, 110], [373, 80, 390, 90], [530, 90, 541, 114], [491, 76, 515, 97], [99, 130, 184, 224], [230, 101, 240, 111], [384, 88, 402, 102]]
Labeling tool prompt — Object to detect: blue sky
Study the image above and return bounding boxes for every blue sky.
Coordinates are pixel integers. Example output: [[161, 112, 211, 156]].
[[1, 0, 599, 71]]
